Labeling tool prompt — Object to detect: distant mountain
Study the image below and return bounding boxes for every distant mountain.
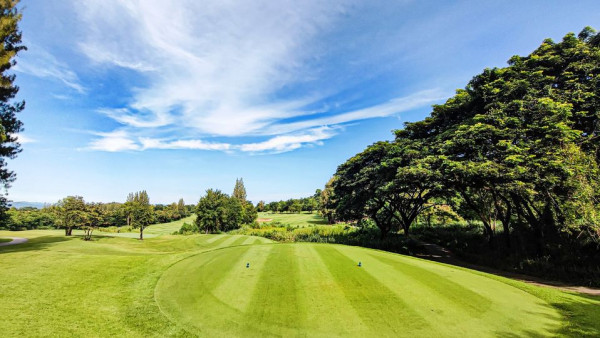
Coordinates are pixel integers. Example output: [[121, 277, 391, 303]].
[[10, 201, 49, 209]]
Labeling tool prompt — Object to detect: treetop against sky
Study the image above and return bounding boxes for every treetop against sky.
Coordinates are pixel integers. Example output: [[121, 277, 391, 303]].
[[9, 0, 600, 203]]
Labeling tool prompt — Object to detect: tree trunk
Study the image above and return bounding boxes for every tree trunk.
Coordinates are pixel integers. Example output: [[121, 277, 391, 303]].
[[139, 225, 144, 240]]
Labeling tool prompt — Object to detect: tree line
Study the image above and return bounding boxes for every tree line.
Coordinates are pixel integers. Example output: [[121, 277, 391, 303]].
[[3, 193, 192, 240], [257, 192, 321, 214], [325, 28, 600, 268]]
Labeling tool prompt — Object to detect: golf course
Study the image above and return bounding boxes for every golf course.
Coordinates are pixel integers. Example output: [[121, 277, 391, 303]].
[[1, 218, 599, 337]]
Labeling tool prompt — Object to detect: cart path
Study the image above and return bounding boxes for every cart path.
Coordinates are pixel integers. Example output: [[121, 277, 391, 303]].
[[0, 237, 28, 247]]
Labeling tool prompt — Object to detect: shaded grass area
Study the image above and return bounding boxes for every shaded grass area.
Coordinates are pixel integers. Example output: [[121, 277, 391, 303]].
[[257, 211, 329, 227], [412, 223, 600, 287], [0, 237, 12, 243]]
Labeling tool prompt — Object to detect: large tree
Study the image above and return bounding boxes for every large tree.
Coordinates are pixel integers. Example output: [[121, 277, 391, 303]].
[[195, 189, 229, 233], [232, 178, 247, 201], [0, 1, 25, 223], [125, 191, 153, 240], [56, 196, 87, 236]]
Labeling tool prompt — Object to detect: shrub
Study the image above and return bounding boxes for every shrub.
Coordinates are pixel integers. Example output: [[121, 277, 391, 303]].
[[178, 222, 199, 235]]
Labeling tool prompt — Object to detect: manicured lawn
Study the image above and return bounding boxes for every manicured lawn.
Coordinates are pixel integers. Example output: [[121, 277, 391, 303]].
[[0, 237, 12, 243], [0, 230, 598, 337], [95, 215, 196, 238], [258, 211, 329, 227], [144, 215, 196, 235]]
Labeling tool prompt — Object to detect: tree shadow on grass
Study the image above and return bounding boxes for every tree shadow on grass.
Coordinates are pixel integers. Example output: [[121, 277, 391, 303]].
[[0, 235, 73, 254], [494, 292, 600, 337], [306, 219, 329, 226]]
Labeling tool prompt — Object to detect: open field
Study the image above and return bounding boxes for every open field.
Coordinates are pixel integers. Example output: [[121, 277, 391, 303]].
[[0, 230, 598, 336], [257, 211, 329, 227]]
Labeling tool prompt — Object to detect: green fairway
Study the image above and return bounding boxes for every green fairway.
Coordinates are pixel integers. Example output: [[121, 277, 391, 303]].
[[0, 230, 598, 337], [144, 215, 196, 235], [258, 211, 329, 227], [156, 243, 564, 336]]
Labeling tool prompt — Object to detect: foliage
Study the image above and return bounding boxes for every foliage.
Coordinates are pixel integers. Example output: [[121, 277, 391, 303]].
[[327, 27, 600, 276], [177, 222, 198, 235], [124, 190, 154, 240], [0, 0, 25, 223], [3, 206, 56, 230], [54, 196, 87, 236], [195, 189, 249, 233], [263, 195, 321, 214]]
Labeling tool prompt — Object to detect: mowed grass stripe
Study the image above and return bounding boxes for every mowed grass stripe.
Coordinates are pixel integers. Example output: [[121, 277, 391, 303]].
[[244, 244, 307, 335], [345, 247, 561, 336], [229, 235, 250, 247], [241, 236, 259, 246], [368, 253, 491, 316], [155, 245, 254, 335], [313, 245, 430, 336], [295, 244, 367, 336], [204, 235, 236, 249], [205, 234, 227, 243], [211, 245, 274, 313]]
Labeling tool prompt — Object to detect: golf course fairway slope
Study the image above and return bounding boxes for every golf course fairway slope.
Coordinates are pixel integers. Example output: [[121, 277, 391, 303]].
[[155, 243, 561, 337]]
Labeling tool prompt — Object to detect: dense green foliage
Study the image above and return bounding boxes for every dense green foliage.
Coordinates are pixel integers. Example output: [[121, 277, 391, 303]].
[[330, 28, 600, 281], [193, 179, 258, 233], [262, 191, 320, 214], [1, 195, 192, 237], [0, 0, 25, 221]]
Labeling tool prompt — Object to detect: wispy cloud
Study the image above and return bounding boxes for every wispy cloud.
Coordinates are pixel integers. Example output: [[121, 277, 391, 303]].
[[87, 126, 337, 154], [15, 44, 86, 94], [73, 1, 443, 152], [88, 130, 140, 152], [16, 134, 36, 144]]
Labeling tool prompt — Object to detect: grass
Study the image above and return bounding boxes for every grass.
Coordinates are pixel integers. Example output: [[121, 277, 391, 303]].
[[96, 215, 197, 237], [257, 211, 329, 227], [0, 237, 12, 243], [1, 229, 598, 336], [144, 215, 196, 235]]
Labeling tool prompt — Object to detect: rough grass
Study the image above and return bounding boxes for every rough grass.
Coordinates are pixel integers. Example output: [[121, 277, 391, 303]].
[[0, 229, 598, 337], [257, 211, 329, 227]]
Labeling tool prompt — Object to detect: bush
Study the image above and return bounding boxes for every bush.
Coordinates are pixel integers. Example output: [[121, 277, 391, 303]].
[[231, 224, 424, 255], [178, 222, 199, 235]]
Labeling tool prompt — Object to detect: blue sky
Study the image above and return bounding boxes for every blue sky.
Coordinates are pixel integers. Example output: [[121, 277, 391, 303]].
[[9, 0, 600, 204]]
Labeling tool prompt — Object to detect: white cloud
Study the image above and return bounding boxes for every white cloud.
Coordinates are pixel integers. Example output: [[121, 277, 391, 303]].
[[15, 44, 86, 94], [15, 134, 36, 144], [259, 89, 447, 135], [88, 130, 140, 152], [239, 126, 338, 153], [139, 138, 231, 151], [88, 127, 336, 154], [73, 1, 444, 152]]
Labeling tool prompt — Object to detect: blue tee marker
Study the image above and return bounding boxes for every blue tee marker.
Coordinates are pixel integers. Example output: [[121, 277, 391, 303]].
[[358, 261, 362, 267], [246, 263, 250, 268]]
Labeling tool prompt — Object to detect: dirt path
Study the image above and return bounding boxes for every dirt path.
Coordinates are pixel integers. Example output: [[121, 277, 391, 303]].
[[415, 241, 600, 296], [0, 237, 28, 247]]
